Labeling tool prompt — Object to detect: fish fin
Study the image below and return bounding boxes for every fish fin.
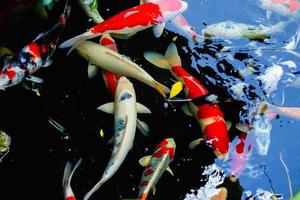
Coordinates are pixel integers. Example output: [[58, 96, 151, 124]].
[[111, 32, 137, 39], [211, 187, 228, 200], [136, 103, 151, 114], [153, 22, 166, 38], [26, 76, 44, 83], [235, 123, 250, 133], [43, 59, 53, 67], [153, 81, 170, 97], [144, 43, 181, 70], [137, 119, 150, 137], [48, 117, 69, 136], [188, 138, 204, 149], [68, 158, 82, 186], [97, 102, 114, 114], [152, 186, 156, 195], [138, 155, 152, 167], [62, 159, 81, 197], [226, 121, 232, 130], [267, 103, 300, 120], [107, 136, 115, 144], [181, 104, 193, 117], [166, 166, 174, 176], [88, 63, 99, 79], [62, 161, 72, 188], [169, 81, 183, 99], [59, 31, 94, 55]]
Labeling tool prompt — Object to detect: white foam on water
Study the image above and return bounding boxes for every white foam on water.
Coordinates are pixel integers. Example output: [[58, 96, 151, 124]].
[[183, 163, 225, 200]]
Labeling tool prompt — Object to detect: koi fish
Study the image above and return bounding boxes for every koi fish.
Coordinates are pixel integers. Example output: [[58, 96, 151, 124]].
[[229, 131, 253, 182], [62, 159, 82, 200], [75, 41, 170, 97], [59, 0, 188, 52], [259, 0, 300, 19], [78, 0, 120, 96], [137, 138, 176, 200], [0, 3, 71, 90], [202, 20, 288, 41], [144, 43, 230, 160], [0, 130, 11, 162], [83, 77, 151, 200]]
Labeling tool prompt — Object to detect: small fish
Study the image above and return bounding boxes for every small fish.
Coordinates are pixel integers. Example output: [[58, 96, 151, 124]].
[[59, 0, 188, 52], [259, 0, 300, 19], [84, 77, 151, 200], [0, 3, 71, 90], [62, 159, 82, 200], [144, 43, 230, 160], [202, 20, 288, 41], [0, 130, 11, 162], [137, 138, 176, 200], [75, 41, 170, 97], [169, 81, 183, 99], [272, 0, 300, 12], [229, 131, 253, 182]]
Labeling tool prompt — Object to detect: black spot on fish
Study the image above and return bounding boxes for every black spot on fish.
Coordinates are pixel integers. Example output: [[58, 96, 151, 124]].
[[119, 92, 132, 102], [116, 118, 126, 132]]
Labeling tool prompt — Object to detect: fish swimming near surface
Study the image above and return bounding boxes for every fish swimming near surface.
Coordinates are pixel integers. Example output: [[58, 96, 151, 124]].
[[62, 159, 82, 200], [144, 43, 230, 160], [202, 20, 289, 41], [75, 41, 170, 97], [83, 77, 151, 200], [137, 138, 176, 200], [0, 2, 71, 90], [59, 0, 188, 52], [259, 0, 300, 19]]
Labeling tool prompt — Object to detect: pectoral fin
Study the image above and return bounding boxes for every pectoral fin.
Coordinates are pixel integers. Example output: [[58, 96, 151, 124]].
[[138, 155, 152, 167], [226, 121, 232, 130], [137, 119, 150, 137], [26, 76, 44, 83], [235, 123, 250, 133], [166, 166, 174, 176], [153, 22, 165, 38], [189, 138, 204, 149], [136, 103, 151, 114], [181, 104, 193, 117], [97, 102, 114, 114], [43, 59, 53, 67], [88, 63, 99, 79]]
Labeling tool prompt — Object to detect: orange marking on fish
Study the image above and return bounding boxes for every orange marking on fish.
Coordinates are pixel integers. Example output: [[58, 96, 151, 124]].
[[91, 3, 162, 34], [138, 192, 148, 200], [66, 196, 76, 200]]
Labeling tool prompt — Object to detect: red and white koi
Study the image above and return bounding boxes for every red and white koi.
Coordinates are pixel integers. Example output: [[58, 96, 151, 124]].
[[62, 159, 82, 200], [0, 3, 71, 90], [59, 0, 188, 52], [137, 138, 176, 200], [144, 43, 230, 159], [75, 41, 170, 97], [83, 77, 151, 200], [229, 131, 253, 182]]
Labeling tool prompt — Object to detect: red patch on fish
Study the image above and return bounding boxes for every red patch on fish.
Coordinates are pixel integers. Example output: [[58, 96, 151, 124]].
[[143, 168, 154, 177], [154, 139, 169, 151], [41, 44, 47, 54], [203, 119, 229, 154], [66, 196, 76, 200], [140, 180, 149, 187], [168, 147, 175, 160], [159, 0, 183, 12], [102, 70, 120, 96], [0, 69, 16, 80], [101, 38, 114, 46], [28, 43, 40, 58], [91, 3, 162, 34]]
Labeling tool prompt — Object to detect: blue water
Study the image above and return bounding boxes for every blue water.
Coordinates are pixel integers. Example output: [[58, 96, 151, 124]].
[[171, 0, 300, 198]]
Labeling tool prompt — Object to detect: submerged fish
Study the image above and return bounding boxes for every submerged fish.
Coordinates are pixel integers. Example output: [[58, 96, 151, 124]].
[[144, 43, 230, 159], [62, 159, 82, 200], [202, 20, 288, 41], [0, 3, 71, 90], [59, 0, 188, 52], [137, 138, 176, 200], [260, 0, 300, 19], [75, 41, 170, 97], [0, 130, 11, 162], [84, 77, 151, 200]]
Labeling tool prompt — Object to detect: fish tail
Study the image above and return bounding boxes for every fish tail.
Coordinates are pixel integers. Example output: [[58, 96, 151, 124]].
[[83, 178, 107, 200], [62, 159, 82, 197], [59, 32, 95, 55], [154, 81, 170, 97], [144, 43, 181, 70], [57, 0, 71, 26]]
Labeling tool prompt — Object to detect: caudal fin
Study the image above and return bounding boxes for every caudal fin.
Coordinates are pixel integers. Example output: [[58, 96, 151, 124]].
[[154, 81, 170, 97], [59, 31, 95, 55], [144, 43, 181, 70], [62, 158, 82, 198]]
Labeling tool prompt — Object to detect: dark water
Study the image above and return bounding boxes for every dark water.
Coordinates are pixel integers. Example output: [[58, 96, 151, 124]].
[[0, 0, 299, 200]]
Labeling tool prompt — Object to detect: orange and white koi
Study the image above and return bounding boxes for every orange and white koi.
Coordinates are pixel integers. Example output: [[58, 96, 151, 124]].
[[0, 3, 71, 90], [62, 159, 82, 200], [229, 131, 253, 182], [137, 138, 176, 200], [59, 0, 188, 52], [144, 43, 230, 159]]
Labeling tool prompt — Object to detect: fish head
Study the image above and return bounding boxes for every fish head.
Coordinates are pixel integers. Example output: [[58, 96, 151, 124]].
[[157, 0, 188, 21], [115, 76, 136, 102]]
